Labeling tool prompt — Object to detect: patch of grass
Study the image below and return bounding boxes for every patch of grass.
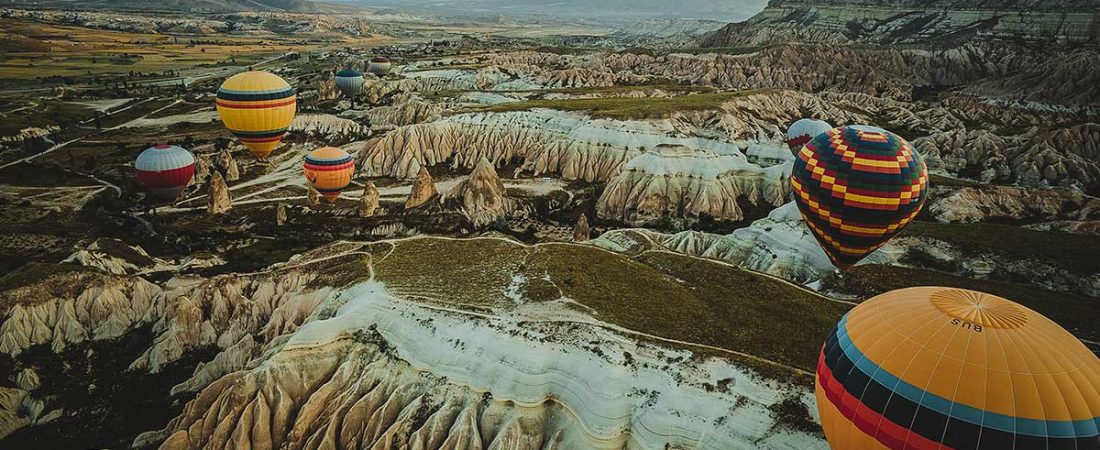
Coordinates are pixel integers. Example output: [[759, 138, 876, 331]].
[[906, 221, 1100, 276], [527, 245, 848, 371], [370, 238, 847, 377], [822, 264, 1099, 343], [473, 89, 766, 120], [374, 237, 526, 308]]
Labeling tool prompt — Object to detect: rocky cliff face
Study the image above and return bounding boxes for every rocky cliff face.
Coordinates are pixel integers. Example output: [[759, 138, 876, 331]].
[[597, 145, 790, 227], [693, 0, 1100, 108], [914, 123, 1100, 190], [357, 111, 657, 182], [927, 184, 1100, 223], [703, 0, 1099, 46]]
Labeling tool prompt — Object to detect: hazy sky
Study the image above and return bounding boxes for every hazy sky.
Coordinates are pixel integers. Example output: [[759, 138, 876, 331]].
[[348, 0, 770, 22]]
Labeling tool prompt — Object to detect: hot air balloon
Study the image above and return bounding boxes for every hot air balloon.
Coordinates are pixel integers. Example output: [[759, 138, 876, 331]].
[[816, 286, 1100, 450], [134, 144, 196, 200], [790, 125, 927, 270], [367, 57, 391, 76], [216, 71, 297, 161], [786, 118, 832, 155], [303, 146, 355, 203], [334, 68, 365, 98]]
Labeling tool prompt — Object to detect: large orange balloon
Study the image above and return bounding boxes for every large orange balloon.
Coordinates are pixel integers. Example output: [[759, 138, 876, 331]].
[[816, 287, 1100, 450], [303, 146, 354, 203]]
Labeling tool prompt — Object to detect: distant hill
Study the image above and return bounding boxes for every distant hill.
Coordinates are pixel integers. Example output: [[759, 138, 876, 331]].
[[5, 0, 342, 12], [346, 0, 769, 22]]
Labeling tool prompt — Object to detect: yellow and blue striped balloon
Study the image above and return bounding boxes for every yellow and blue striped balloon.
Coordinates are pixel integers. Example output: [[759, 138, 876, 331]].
[[303, 146, 355, 203], [817, 287, 1100, 450], [216, 71, 297, 161]]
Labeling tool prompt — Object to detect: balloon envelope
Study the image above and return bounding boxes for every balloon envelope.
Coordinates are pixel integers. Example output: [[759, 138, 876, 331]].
[[367, 57, 391, 75], [817, 286, 1100, 450], [790, 125, 927, 269], [135, 144, 195, 200], [786, 118, 832, 154], [216, 71, 297, 160], [303, 146, 354, 202], [334, 68, 365, 98]]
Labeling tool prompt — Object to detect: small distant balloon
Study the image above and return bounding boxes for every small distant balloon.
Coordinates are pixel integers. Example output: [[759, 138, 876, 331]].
[[790, 125, 927, 269], [303, 146, 354, 203], [334, 68, 365, 98], [367, 57, 391, 76], [135, 144, 195, 200], [216, 71, 297, 161]]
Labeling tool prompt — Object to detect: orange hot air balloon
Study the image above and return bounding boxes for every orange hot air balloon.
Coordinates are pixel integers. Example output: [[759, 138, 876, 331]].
[[216, 71, 297, 161], [816, 286, 1100, 450], [303, 147, 354, 203]]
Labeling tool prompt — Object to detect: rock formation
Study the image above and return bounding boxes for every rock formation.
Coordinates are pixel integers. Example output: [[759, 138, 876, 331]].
[[572, 213, 590, 242], [594, 202, 894, 282], [206, 171, 231, 215], [915, 124, 1100, 190], [348, 94, 442, 129], [439, 157, 515, 226], [307, 187, 321, 206], [276, 202, 288, 225], [61, 239, 161, 275], [215, 148, 239, 182], [927, 185, 1100, 224], [596, 145, 790, 226], [138, 278, 820, 450], [191, 155, 211, 186], [290, 114, 369, 142], [358, 182, 379, 217], [404, 167, 437, 209], [0, 240, 825, 449], [357, 111, 649, 182]]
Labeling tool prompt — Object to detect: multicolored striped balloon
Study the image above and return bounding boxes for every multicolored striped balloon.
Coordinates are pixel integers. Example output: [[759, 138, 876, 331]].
[[135, 144, 196, 200], [791, 125, 927, 270], [817, 286, 1100, 450], [367, 57, 391, 75], [303, 146, 354, 203], [334, 68, 365, 98], [216, 71, 297, 161], [786, 118, 832, 155]]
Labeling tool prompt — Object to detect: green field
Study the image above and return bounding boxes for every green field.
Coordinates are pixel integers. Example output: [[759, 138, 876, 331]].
[[373, 237, 849, 376]]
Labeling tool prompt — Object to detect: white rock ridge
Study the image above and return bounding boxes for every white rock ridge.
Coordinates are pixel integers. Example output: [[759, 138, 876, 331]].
[[150, 281, 825, 450], [597, 145, 790, 226], [357, 110, 754, 183]]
